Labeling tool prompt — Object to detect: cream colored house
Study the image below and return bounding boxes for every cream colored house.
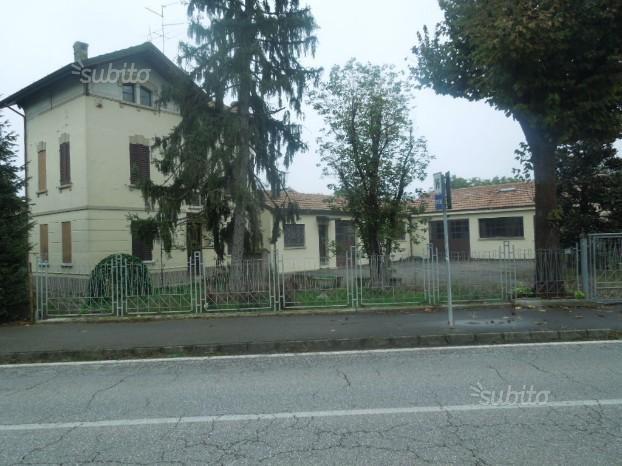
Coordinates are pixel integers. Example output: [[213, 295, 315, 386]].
[[1, 42, 214, 271], [1, 41, 536, 272], [411, 182, 536, 258]]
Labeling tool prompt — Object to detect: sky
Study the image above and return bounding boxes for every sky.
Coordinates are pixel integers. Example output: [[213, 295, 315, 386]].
[[0, 0, 527, 194]]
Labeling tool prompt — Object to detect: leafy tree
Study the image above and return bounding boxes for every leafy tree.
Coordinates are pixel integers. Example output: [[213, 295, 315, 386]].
[[0, 115, 31, 322], [412, 0, 622, 253], [450, 175, 521, 189], [312, 60, 431, 261], [515, 141, 622, 247], [141, 0, 320, 263]]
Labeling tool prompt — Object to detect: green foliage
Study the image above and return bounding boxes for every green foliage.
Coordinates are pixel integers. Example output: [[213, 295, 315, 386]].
[[0, 115, 31, 322], [88, 254, 152, 298], [515, 140, 622, 246], [574, 290, 586, 300], [450, 175, 521, 189], [412, 0, 622, 250], [139, 0, 320, 261], [312, 60, 431, 258]]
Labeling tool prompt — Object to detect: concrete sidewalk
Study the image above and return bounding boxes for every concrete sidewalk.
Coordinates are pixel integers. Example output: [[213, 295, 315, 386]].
[[1, 304, 621, 363]]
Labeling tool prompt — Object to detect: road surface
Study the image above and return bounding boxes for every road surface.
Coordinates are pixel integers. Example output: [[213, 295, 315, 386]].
[[1, 341, 622, 464]]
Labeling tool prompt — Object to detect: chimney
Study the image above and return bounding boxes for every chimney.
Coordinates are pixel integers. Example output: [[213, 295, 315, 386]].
[[73, 41, 89, 62]]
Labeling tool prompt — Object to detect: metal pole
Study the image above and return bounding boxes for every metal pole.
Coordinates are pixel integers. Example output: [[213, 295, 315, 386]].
[[580, 235, 589, 297], [442, 175, 454, 327]]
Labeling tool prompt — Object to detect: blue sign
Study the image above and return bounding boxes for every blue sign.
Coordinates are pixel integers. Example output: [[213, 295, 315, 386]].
[[435, 193, 444, 211]]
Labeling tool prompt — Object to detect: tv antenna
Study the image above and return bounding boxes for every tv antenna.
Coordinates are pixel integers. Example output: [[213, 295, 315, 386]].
[[145, 1, 186, 54]]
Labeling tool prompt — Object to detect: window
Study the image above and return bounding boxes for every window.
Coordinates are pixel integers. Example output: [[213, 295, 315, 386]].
[[37, 149, 47, 192], [449, 219, 469, 240], [429, 220, 469, 240], [129, 143, 150, 184], [122, 83, 135, 103], [131, 224, 153, 262], [139, 86, 152, 106], [479, 217, 524, 239], [430, 221, 444, 241], [61, 221, 72, 264], [39, 224, 48, 262], [284, 224, 305, 248], [59, 142, 71, 185]]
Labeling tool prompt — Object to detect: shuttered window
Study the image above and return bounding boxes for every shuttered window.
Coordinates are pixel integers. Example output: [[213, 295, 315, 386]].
[[59, 142, 71, 185], [37, 150, 47, 192], [129, 143, 150, 184], [284, 224, 305, 248], [131, 223, 153, 262], [39, 224, 48, 262], [61, 221, 72, 264]]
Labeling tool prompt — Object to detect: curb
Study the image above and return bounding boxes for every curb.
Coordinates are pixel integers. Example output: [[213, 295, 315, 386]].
[[33, 302, 512, 325], [0, 329, 619, 365]]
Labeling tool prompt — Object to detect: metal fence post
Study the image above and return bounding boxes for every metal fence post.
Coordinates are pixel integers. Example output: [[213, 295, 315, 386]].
[[580, 235, 590, 297]]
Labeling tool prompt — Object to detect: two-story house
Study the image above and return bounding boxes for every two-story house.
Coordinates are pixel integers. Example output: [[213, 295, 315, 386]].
[[1, 42, 208, 270]]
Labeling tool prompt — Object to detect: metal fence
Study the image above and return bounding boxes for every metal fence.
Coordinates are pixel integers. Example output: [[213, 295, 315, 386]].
[[354, 247, 439, 307], [34, 240, 612, 319], [588, 233, 622, 301]]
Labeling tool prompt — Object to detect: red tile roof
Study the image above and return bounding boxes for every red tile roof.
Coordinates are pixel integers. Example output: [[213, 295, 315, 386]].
[[268, 191, 340, 212], [268, 182, 535, 214], [418, 182, 535, 213]]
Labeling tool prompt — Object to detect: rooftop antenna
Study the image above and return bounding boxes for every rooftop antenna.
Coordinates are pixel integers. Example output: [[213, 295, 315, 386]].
[[145, 1, 186, 54]]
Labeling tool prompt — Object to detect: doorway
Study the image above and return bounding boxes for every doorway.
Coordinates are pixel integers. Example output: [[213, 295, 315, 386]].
[[335, 220, 355, 267], [429, 219, 470, 259]]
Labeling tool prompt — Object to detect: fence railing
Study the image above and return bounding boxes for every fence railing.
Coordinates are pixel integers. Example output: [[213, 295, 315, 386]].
[[33, 241, 610, 319]]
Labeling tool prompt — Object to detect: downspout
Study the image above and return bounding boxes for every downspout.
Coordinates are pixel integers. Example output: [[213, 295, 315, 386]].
[[5, 105, 34, 322]]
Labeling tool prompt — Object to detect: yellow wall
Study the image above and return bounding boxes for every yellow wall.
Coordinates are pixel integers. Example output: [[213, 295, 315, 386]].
[[411, 208, 536, 258]]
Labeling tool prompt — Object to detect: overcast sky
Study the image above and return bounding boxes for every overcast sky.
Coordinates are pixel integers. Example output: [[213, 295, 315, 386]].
[[1, 0, 527, 193]]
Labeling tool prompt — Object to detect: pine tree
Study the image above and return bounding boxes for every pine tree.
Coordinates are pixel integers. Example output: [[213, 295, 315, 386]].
[[140, 0, 320, 265], [0, 115, 31, 321]]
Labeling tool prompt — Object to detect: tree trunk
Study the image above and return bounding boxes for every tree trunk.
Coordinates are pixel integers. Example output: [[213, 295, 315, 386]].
[[518, 118, 562, 296], [229, 0, 253, 291]]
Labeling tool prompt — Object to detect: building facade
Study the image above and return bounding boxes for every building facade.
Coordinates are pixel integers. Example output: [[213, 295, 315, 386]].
[[1, 42, 536, 273]]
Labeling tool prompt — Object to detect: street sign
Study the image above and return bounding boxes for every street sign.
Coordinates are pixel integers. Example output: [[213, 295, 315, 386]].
[[445, 171, 452, 210], [433, 172, 444, 211], [435, 193, 444, 211]]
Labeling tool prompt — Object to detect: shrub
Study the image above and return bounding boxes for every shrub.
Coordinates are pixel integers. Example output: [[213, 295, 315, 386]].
[[88, 254, 152, 298]]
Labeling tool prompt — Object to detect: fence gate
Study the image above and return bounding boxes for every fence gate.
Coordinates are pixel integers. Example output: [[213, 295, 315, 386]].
[[589, 233, 622, 301]]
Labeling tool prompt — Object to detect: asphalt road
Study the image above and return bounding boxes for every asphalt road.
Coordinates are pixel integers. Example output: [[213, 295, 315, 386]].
[[1, 341, 622, 465]]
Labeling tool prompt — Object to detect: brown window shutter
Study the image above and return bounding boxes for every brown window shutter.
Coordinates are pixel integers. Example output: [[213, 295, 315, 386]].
[[60, 142, 71, 185], [61, 221, 72, 264], [38, 150, 47, 192], [129, 143, 150, 184], [39, 224, 49, 262]]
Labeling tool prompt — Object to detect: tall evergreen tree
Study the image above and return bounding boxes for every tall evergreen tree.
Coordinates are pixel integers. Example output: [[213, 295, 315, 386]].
[[140, 0, 320, 264], [0, 115, 31, 322]]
